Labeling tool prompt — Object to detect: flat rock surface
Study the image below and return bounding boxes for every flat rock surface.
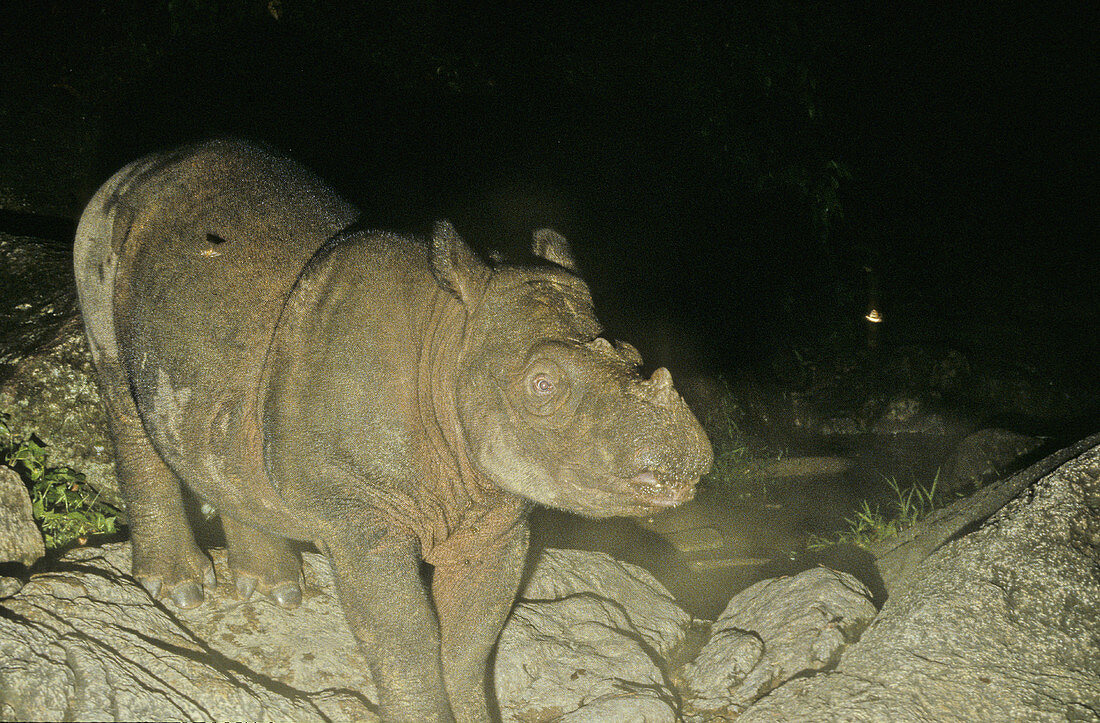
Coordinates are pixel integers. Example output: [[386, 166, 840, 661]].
[[0, 543, 377, 722]]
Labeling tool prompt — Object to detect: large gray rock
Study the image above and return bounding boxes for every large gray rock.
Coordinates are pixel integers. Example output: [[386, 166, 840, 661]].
[[3, 429, 1097, 723], [739, 437, 1100, 721], [870, 430, 1100, 597], [682, 567, 875, 720], [0, 318, 120, 510], [0, 466, 43, 567], [494, 548, 691, 722], [940, 426, 1045, 495], [0, 542, 376, 722]]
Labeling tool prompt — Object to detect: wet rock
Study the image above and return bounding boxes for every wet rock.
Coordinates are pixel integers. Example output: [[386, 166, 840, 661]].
[[740, 435, 1100, 721], [745, 456, 852, 481], [0, 542, 376, 722], [662, 525, 725, 554], [634, 498, 715, 535], [681, 567, 875, 720], [632, 495, 797, 592], [0, 466, 43, 567], [941, 427, 1046, 495], [495, 548, 690, 722], [687, 555, 773, 573]]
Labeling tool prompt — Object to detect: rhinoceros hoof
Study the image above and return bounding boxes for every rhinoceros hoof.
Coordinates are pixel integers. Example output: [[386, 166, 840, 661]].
[[235, 574, 258, 601], [166, 579, 206, 609], [136, 575, 163, 600], [135, 553, 217, 608], [270, 582, 302, 609], [138, 575, 206, 609], [233, 573, 302, 609]]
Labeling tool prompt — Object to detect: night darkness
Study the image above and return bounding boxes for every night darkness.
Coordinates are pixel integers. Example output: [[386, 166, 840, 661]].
[[1, 0, 1097, 613], [3, 1, 1095, 379]]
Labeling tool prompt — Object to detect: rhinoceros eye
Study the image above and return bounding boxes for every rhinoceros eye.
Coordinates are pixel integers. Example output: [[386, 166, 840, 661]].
[[521, 360, 569, 417], [531, 374, 555, 395]]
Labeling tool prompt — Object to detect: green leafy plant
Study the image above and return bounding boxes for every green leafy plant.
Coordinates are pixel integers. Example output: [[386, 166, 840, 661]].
[[809, 472, 943, 550], [1, 413, 121, 549]]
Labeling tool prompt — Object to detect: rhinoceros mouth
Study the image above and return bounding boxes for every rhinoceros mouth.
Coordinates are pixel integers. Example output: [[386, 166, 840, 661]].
[[622, 470, 697, 508], [558, 467, 697, 516]]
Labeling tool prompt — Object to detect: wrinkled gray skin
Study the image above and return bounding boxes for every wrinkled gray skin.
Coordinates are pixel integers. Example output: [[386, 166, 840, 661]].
[[73, 139, 712, 722]]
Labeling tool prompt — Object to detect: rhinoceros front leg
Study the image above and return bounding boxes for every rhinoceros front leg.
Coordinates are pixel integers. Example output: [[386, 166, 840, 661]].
[[100, 378, 214, 608], [322, 521, 454, 722], [221, 515, 303, 608], [432, 523, 528, 722]]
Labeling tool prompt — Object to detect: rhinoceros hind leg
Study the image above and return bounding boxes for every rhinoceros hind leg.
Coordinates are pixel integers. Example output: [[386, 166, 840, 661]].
[[222, 516, 302, 608], [102, 378, 215, 607]]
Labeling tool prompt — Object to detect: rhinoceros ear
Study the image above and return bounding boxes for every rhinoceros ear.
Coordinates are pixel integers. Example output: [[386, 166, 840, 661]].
[[430, 219, 488, 305], [531, 228, 578, 272]]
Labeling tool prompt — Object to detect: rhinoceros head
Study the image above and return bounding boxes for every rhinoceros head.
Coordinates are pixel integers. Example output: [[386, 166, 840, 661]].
[[430, 221, 712, 518]]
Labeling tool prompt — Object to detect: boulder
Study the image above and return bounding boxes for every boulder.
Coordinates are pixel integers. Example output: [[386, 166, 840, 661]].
[[940, 427, 1045, 495], [739, 436, 1100, 721], [681, 567, 875, 720], [495, 548, 691, 722], [0, 466, 44, 567]]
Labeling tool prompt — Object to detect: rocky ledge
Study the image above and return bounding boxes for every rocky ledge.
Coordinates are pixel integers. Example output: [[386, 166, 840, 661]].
[[2, 434, 1098, 720]]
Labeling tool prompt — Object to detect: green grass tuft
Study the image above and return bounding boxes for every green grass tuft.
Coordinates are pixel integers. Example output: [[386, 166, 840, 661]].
[[809, 472, 944, 550], [1, 413, 122, 549]]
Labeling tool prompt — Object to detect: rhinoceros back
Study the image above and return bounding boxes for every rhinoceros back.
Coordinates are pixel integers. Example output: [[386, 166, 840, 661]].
[[75, 139, 359, 523]]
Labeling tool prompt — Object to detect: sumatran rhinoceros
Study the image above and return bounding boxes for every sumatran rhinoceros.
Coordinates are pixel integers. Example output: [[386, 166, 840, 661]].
[[73, 138, 712, 722]]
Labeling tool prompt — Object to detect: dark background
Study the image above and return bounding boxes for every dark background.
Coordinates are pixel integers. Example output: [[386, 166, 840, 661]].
[[1, 0, 1097, 425]]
